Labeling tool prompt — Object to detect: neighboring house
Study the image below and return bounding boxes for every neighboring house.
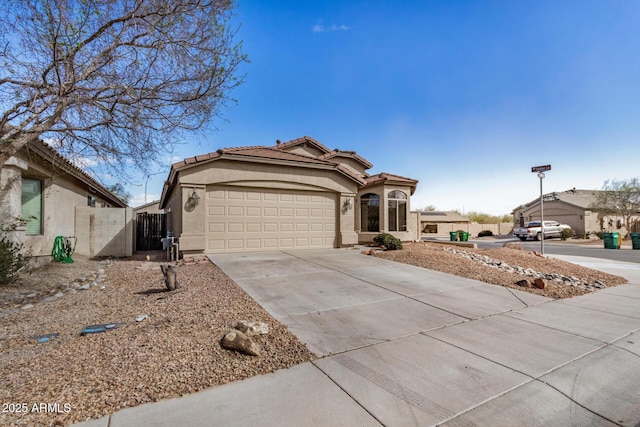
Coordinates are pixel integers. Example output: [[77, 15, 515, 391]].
[[420, 211, 470, 234], [512, 188, 640, 237], [132, 200, 166, 251], [159, 136, 420, 255], [133, 200, 163, 215], [0, 139, 132, 264]]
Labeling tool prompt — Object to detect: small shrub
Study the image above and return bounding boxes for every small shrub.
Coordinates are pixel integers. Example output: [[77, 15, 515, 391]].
[[0, 236, 32, 285], [373, 233, 403, 250], [478, 230, 493, 237], [595, 231, 604, 240], [560, 228, 575, 241]]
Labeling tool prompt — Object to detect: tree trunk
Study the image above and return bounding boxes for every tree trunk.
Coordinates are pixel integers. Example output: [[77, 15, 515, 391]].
[[160, 264, 179, 291]]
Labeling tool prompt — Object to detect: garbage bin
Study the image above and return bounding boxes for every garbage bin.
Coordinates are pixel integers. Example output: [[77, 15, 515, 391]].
[[449, 231, 458, 241], [603, 232, 620, 249], [631, 232, 640, 250], [459, 231, 469, 242], [612, 232, 621, 249]]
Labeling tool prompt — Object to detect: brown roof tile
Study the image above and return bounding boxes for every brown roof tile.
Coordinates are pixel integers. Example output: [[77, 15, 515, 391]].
[[219, 146, 331, 164], [365, 172, 418, 185], [26, 139, 128, 207], [273, 136, 332, 154], [318, 150, 373, 169]]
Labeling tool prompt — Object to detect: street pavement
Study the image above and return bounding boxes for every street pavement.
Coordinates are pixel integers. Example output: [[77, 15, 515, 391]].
[[75, 248, 640, 427]]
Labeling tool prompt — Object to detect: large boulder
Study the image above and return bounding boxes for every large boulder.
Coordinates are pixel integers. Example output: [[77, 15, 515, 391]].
[[222, 330, 261, 356], [235, 320, 269, 337]]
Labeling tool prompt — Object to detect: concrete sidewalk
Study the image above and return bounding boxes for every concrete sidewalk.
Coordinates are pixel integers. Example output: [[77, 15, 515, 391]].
[[75, 249, 640, 426]]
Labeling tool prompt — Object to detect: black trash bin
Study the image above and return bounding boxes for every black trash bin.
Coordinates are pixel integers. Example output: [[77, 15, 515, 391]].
[[631, 232, 640, 250]]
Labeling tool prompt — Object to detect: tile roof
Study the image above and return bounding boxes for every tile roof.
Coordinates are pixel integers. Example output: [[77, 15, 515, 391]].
[[162, 136, 418, 205], [364, 172, 418, 186], [361, 172, 418, 194], [163, 141, 369, 207], [220, 146, 334, 165], [273, 136, 332, 154], [25, 139, 128, 207], [172, 145, 334, 170], [317, 150, 373, 169]]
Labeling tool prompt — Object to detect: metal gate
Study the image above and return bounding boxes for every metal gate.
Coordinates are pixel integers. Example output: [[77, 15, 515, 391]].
[[136, 213, 166, 251]]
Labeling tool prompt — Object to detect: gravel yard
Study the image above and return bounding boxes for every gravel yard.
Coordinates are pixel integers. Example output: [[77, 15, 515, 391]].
[[0, 242, 629, 426], [0, 255, 314, 427], [374, 242, 628, 299]]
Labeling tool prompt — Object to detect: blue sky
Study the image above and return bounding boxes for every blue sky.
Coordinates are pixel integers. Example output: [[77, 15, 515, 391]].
[[127, 0, 640, 215]]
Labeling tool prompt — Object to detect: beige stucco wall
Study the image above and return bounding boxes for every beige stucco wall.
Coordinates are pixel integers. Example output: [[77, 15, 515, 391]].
[[424, 222, 514, 237], [174, 184, 206, 254], [179, 159, 358, 194], [165, 189, 182, 237], [407, 211, 420, 241], [339, 193, 358, 246], [75, 206, 133, 258]]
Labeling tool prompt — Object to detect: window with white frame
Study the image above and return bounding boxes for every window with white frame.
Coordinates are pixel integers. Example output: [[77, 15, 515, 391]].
[[388, 190, 407, 232], [21, 178, 42, 235], [360, 193, 380, 232]]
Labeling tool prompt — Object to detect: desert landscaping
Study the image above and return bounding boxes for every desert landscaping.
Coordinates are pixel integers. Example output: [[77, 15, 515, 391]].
[[0, 254, 315, 426]]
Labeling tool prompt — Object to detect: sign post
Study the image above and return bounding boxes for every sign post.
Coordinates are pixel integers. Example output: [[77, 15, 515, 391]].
[[531, 165, 551, 255]]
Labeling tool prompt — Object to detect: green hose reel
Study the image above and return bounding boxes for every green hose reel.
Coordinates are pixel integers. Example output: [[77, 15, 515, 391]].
[[52, 236, 77, 263]]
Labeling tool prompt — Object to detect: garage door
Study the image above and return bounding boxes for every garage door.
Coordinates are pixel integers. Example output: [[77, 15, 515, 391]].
[[206, 186, 337, 253]]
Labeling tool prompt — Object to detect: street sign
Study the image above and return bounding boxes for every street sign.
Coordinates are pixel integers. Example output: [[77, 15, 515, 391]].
[[531, 165, 551, 173]]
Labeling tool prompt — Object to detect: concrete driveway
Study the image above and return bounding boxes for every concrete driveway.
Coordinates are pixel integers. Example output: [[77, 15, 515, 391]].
[[206, 248, 640, 426], [78, 248, 640, 426]]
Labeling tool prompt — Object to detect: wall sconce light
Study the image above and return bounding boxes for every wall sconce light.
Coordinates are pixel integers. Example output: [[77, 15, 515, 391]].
[[188, 189, 200, 206], [343, 198, 353, 210]]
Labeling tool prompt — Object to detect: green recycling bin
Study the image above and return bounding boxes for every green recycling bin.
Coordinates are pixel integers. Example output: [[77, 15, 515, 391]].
[[449, 231, 458, 241], [603, 232, 621, 249], [630, 232, 640, 250], [459, 231, 469, 242]]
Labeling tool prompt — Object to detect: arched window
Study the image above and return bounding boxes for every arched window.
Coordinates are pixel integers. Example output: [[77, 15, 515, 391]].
[[388, 191, 407, 232], [360, 193, 379, 232]]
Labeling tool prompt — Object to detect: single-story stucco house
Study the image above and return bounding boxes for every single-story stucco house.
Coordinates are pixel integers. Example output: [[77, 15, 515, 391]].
[[159, 136, 420, 255], [512, 188, 640, 237], [420, 211, 470, 234], [0, 139, 132, 264]]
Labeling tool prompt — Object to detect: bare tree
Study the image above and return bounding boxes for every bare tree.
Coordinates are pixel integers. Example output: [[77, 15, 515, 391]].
[[592, 178, 640, 235], [0, 0, 247, 174]]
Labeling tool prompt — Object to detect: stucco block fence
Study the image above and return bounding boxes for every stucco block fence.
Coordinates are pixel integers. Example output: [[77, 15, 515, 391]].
[[422, 222, 514, 238], [74, 207, 133, 259], [2, 207, 133, 266]]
